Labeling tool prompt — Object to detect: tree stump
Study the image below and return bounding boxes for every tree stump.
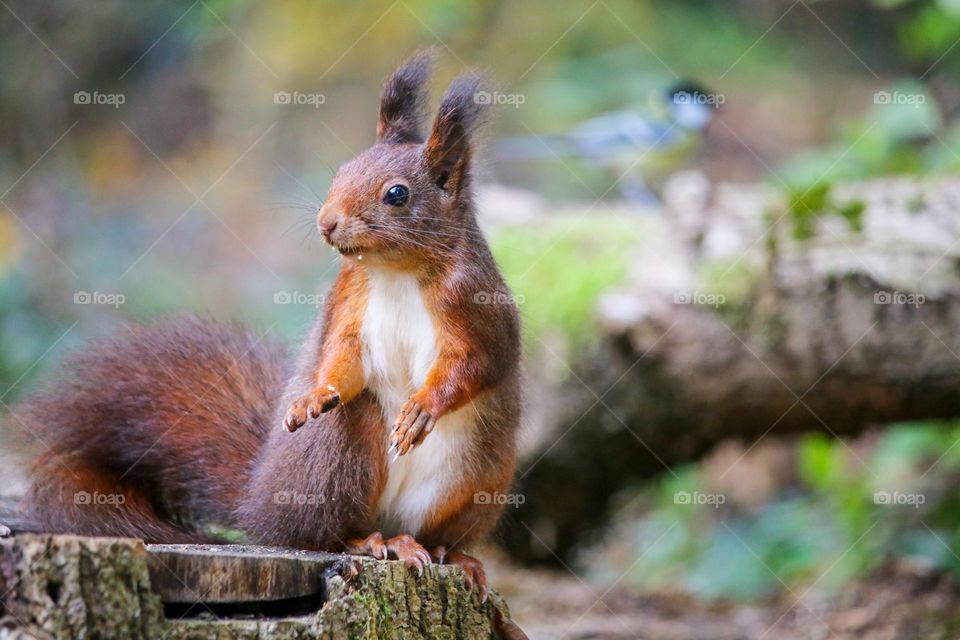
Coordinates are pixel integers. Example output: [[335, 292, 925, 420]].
[[0, 534, 511, 639]]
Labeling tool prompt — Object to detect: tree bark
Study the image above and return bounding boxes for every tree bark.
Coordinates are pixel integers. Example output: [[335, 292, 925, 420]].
[[0, 534, 512, 639], [504, 174, 960, 563]]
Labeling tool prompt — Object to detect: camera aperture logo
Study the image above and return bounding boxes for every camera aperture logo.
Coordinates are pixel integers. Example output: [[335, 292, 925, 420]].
[[74, 90, 125, 109], [74, 491, 126, 506], [474, 491, 525, 507], [873, 91, 925, 107], [473, 290, 524, 305], [874, 290, 924, 308], [74, 291, 125, 309], [273, 491, 326, 505], [274, 290, 325, 308], [674, 491, 725, 508], [873, 490, 924, 508], [473, 91, 525, 108], [674, 90, 725, 107], [274, 91, 325, 108], [674, 291, 725, 308]]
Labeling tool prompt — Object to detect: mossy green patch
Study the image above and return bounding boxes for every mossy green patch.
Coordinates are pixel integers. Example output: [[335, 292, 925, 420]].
[[200, 525, 248, 544], [490, 213, 645, 348], [783, 181, 866, 240], [699, 259, 758, 309]]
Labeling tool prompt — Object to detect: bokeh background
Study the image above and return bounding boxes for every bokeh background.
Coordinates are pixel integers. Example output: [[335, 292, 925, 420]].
[[4, 0, 960, 637]]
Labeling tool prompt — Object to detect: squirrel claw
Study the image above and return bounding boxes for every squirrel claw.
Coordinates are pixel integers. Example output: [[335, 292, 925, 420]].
[[391, 399, 437, 456], [385, 534, 432, 575], [346, 531, 388, 560], [283, 409, 306, 432], [347, 532, 431, 576], [430, 545, 447, 565], [283, 389, 340, 432], [433, 549, 488, 602]]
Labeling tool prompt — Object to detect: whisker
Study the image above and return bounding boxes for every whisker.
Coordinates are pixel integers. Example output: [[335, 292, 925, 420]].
[[371, 223, 485, 240], [385, 215, 487, 231], [366, 230, 436, 252], [271, 202, 321, 213], [374, 216, 483, 230], [271, 200, 321, 208], [370, 226, 471, 241], [270, 206, 319, 216], [274, 161, 327, 208], [282, 217, 318, 238], [297, 218, 323, 247], [370, 227, 483, 251]]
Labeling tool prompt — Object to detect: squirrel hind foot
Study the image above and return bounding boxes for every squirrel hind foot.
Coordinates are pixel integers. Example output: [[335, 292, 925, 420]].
[[431, 548, 489, 603], [346, 531, 432, 575]]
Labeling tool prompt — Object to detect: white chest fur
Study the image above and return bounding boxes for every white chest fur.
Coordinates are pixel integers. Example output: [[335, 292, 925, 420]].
[[361, 269, 473, 536]]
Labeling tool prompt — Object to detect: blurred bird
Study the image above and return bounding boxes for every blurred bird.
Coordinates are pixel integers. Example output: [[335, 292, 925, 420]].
[[495, 82, 719, 204]]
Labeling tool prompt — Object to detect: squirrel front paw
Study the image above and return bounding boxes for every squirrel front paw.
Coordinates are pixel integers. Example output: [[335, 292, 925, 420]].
[[390, 398, 437, 457], [283, 386, 340, 432]]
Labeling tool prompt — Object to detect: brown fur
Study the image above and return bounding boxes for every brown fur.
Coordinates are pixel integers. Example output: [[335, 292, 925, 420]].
[[16, 53, 521, 558], [18, 318, 285, 541]]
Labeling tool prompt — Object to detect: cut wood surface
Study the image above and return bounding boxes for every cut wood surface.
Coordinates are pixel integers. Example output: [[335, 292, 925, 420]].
[[145, 543, 338, 603], [0, 533, 511, 639]]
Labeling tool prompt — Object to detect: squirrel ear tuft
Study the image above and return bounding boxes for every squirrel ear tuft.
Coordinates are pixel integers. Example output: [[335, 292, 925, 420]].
[[377, 50, 434, 144], [424, 72, 486, 194]]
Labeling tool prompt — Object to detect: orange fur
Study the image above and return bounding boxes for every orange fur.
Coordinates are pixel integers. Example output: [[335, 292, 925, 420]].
[[316, 266, 368, 403], [17, 52, 522, 566]]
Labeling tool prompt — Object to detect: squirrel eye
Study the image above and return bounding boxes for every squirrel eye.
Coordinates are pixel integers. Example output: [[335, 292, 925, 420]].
[[384, 184, 409, 207]]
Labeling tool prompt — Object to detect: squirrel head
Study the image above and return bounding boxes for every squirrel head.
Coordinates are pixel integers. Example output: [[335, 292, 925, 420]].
[[317, 51, 487, 268]]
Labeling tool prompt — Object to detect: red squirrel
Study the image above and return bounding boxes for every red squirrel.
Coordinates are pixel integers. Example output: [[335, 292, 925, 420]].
[[16, 52, 522, 602]]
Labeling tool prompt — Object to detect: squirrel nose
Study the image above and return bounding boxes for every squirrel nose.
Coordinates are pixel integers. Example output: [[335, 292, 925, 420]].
[[318, 215, 338, 239]]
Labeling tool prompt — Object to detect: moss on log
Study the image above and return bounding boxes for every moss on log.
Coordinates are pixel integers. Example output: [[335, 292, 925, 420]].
[[0, 535, 511, 639], [506, 175, 960, 563]]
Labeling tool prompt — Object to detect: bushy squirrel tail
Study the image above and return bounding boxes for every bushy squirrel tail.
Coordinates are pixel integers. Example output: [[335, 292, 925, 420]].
[[13, 317, 287, 543]]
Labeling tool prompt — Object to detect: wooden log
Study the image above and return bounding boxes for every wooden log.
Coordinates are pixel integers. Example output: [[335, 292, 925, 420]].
[[0, 534, 164, 640], [0, 534, 513, 639], [505, 175, 960, 563], [145, 544, 338, 603]]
